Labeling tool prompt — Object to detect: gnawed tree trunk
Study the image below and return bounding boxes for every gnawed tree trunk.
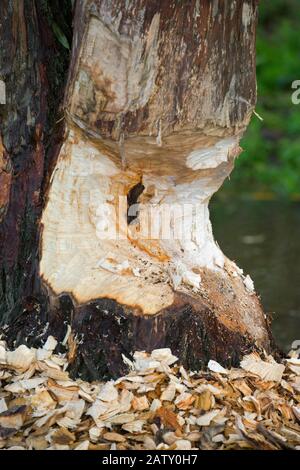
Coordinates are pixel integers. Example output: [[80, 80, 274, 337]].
[[1, 0, 275, 380]]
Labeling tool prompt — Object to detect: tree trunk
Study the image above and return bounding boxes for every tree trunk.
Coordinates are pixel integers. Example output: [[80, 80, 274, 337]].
[[0, 0, 275, 380]]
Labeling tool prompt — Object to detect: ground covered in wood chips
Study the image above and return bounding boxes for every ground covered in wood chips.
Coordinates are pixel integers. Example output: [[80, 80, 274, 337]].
[[0, 336, 300, 450]]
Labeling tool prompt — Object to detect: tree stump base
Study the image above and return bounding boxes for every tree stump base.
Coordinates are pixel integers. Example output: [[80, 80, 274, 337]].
[[3, 262, 275, 381]]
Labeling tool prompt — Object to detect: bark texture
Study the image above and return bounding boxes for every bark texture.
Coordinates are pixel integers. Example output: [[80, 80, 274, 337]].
[[0, 0, 71, 322], [0, 0, 276, 380]]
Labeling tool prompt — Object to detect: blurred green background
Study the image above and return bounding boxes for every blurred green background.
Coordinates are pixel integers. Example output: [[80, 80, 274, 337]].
[[220, 0, 300, 199]]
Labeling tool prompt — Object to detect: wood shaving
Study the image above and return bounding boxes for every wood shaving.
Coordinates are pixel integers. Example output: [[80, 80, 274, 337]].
[[0, 339, 299, 450]]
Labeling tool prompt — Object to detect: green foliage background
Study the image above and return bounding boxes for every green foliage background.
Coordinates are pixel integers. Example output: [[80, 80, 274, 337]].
[[221, 0, 300, 199]]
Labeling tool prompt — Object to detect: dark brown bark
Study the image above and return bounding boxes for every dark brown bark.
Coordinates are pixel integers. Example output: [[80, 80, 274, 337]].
[[65, 0, 258, 137], [0, 0, 71, 322], [0, 0, 276, 381]]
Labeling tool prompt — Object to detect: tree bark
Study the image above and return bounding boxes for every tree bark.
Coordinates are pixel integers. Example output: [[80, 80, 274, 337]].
[[0, 0, 71, 318], [0, 0, 275, 380]]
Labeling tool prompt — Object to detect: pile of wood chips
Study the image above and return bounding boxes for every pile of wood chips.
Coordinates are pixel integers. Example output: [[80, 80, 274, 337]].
[[0, 336, 300, 450]]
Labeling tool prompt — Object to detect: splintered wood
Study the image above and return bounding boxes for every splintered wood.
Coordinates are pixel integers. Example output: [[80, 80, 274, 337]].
[[0, 338, 299, 450]]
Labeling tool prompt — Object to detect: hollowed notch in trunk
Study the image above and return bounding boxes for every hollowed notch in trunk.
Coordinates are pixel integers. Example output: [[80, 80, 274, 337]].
[[127, 181, 145, 225]]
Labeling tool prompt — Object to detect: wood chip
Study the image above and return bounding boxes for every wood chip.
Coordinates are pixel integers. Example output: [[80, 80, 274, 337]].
[[0, 405, 27, 430], [6, 346, 35, 371], [208, 360, 229, 375], [51, 428, 75, 445], [156, 407, 181, 431], [103, 431, 126, 442], [241, 354, 285, 382]]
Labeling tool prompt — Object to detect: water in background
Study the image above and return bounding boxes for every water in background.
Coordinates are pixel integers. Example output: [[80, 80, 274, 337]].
[[211, 200, 300, 352]]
